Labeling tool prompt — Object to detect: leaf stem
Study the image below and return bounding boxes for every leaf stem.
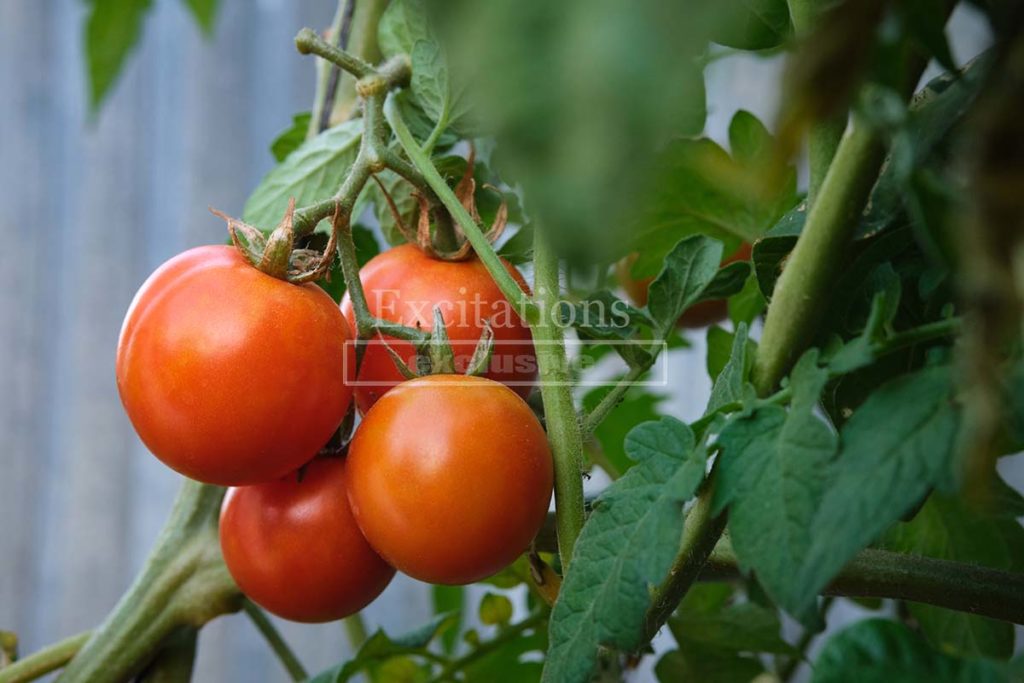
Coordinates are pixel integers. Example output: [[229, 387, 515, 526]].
[[242, 600, 307, 682], [0, 632, 90, 683], [295, 27, 374, 79], [343, 614, 369, 651], [428, 613, 546, 683]]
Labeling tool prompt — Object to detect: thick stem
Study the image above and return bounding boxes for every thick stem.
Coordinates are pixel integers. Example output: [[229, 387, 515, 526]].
[[136, 628, 197, 683], [56, 482, 241, 683], [532, 230, 587, 567], [0, 632, 90, 683], [383, 95, 539, 323], [242, 600, 307, 682], [752, 117, 886, 393]]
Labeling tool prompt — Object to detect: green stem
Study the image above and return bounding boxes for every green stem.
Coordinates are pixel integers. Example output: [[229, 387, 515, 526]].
[[428, 613, 545, 683], [295, 27, 374, 79], [383, 94, 538, 323], [0, 632, 90, 683], [531, 230, 587, 566], [327, 0, 389, 126], [242, 600, 307, 682], [344, 614, 369, 651], [136, 628, 197, 683], [581, 362, 652, 436], [752, 116, 887, 394], [56, 482, 241, 683]]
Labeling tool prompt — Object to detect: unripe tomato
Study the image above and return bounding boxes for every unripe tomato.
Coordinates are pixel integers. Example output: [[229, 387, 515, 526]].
[[117, 245, 354, 485], [616, 242, 753, 328], [340, 244, 535, 413], [219, 457, 394, 622], [346, 375, 553, 585]]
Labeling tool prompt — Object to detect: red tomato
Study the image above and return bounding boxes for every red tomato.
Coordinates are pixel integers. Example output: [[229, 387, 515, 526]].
[[346, 375, 553, 585], [117, 245, 354, 485], [616, 242, 753, 328], [340, 244, 535, 413], [219, 457, 394, 622]]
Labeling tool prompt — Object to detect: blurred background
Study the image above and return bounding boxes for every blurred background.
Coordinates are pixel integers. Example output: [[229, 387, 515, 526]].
[[0, 1, 997, 681]]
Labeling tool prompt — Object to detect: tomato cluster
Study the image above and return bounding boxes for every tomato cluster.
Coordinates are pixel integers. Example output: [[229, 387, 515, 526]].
[[116, 244, 552, 622]]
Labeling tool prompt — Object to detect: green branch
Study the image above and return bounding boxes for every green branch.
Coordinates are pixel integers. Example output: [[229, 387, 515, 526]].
[[0, 632, 90, 683], [242, 600, 307, 682]]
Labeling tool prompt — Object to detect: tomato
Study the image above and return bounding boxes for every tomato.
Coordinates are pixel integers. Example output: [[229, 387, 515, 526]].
[[340, 244, 535, 413], [117, 245, 354, 485], [219, 457, 394, 622], [616, 242, 753, 328], [346, 375, 553, 585]]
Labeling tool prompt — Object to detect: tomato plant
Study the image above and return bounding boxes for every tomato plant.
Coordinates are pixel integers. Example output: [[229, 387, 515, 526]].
[[347, 374, 553, 584], [341, 244, 536, 412], [219, 457, 395, 623], [12, 1, 1024, 683], [116, 245, 354, 486]]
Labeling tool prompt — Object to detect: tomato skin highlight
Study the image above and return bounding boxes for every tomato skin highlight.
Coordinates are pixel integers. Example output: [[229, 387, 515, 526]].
[[219, 457, 394, 623], [346, 375, 554, 585], [341, 244, 536, 413], [116, 245, 354, 485], [616, 242, 753, 328]]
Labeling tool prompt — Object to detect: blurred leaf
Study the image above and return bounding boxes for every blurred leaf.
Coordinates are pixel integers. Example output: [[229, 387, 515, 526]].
[[243, 119, 362, 231], [270, 112, 312, 163], [794, 365, 960, 619], [432, 585, 464, 655], [631, 111, 797, 278], [706, 322, 752, 413], [180, 0, 218, 36], [728, 271, 767, 325], [463, 622, 546, 683], [84, 0, 153, 113], [656, 648, 763, 683], [583, 385, 666, 475], [899, 0, 956, 73], [669, 583, 795, 655], [647, 236, 724, 333], [712, 351, 835, 619], [442, 0, 712, 264], [811, 619, 1011, 683], [309, 613, 458, 683], [544, 418, 706, 683], [883, 476, 1024, 658], [497, 225, 534, 265], [479, 594, 514, 627], [711, 0, 791, 50]]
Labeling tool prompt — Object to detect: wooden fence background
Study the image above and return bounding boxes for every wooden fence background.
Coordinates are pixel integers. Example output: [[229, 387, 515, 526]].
[[0, 1, 997, 681]]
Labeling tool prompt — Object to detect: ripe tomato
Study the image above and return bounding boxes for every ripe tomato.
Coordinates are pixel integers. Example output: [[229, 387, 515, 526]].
[[340, 244, 535, 413], [346, 375, 553, 585], [219, 457, 394, 622], [616, 242, 753, 328], [117, 245, 354, 485]]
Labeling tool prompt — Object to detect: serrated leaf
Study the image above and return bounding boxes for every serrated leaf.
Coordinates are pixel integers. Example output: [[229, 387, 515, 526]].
[[543, 417, 706, 683], [812, 619, 1010, 683], [84, 0, 154, 112], [706, 322, 752, 413], [796, 365, 961, 619], [712, 351, 835, 614], [243, 119, 362, 231], [181, 0, 218, 36], [270, 112, 312, 163], [646, 236, 724, 334], [697, 261, 752, 302], [378, 0, 432, 58]]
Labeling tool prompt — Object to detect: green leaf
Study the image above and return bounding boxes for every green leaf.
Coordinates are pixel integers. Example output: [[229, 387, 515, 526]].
[[712, 351, 835, 614], [646, 236, 724, 333], [84, 0, 154, 112], [697, 262, 752, 302], [883, 477, 1024, 658], [463, 623, 546, 683], [243, 119, 362, 231], [479, 593, 513, 627], [378, 0, 432, 58], [812, 619, 1011, 683], [706, 322, 752, 413], [710, 0, 791, 49], [728, 270, 767, 325], [655, 648, 764, 683], [270, 113, 312, 163], [543, 417, 706, 683], [180, 0, 218, 36], [631, 110, 797, 278], [432, 585, 464, 655], [363, 168, 418, 246], [669, 584, 795, 655], [498, 225, 534, 265], [309, 613, 458, 683], [583, 386, 666, 475], [796, 365, 961, 618]]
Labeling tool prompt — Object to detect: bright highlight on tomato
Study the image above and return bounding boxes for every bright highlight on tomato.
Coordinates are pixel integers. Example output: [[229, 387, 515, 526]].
[[346, 374, 553, 585], [341, 244, 536, 413], [116, 245, 354, 485], [219, 457, 395, 623]]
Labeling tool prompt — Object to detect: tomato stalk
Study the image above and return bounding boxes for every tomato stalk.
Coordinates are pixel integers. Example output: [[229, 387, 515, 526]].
[[241, 600, 307, 682]]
